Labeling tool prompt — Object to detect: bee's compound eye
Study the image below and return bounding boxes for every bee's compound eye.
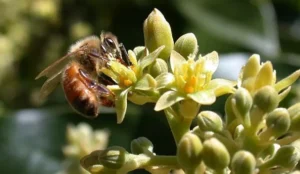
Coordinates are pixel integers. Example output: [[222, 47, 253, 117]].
[[105, 38, 116, 48]]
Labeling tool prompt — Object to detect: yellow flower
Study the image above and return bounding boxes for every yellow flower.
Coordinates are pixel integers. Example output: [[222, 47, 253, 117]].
[[154, 50, 236, 111], [101, 46, 164, 123], [238, 54, 300, 101]]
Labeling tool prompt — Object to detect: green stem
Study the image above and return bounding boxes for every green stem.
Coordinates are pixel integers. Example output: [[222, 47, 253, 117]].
[[164, 107, 193, 145], [147, 155, 179, 168]]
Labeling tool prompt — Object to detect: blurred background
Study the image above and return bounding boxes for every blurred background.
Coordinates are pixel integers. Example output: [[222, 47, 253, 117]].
[[0, 0, 300, 173]]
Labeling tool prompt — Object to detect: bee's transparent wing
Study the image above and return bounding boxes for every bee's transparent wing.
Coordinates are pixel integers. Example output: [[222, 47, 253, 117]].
[[35, 52, 76, 79], [39, 71, 62, 99]]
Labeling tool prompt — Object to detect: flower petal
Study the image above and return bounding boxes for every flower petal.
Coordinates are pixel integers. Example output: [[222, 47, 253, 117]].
[[254, 61, 274, 90], [139, 46, 165, 70], [278, 86, 291, 102], [206, 79, 236, 96], [154, 90, 184, 111], [242, 54, 261, 80], [170, 50, 186, 73], [188, 90, 216, 105], [115, 87, 131, 124], [155, 72, 175, 89], [274, 70, 300, 92], [135, 74, 157, 90], [201, 51, 219, 74]]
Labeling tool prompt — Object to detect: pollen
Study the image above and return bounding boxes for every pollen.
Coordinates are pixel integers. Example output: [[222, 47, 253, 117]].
[[123, 79, 133, 87], [189, 76, 197, 86], [184, 85, 195, 94]]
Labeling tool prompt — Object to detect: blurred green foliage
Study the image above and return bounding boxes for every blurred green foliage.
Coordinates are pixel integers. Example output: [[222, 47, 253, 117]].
[[0, 0, 300, 173]]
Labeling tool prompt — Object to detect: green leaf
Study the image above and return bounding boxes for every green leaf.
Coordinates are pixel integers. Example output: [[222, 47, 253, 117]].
[[188, 90, 216, 105], [155, 72, 175, 89], [134, 74, 156, 91], [154, 91, 184, 111], [138, 46, 165, 70], [115, 87, 131, 124], [170, 50, 186, 73]]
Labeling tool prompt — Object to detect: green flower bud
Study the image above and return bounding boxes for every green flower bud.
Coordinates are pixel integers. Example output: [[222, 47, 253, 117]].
[[253, 86, 279, 113], [197, 111, 223, 132], [178, 99, 200, 119], [148, 58, 168, 78], [143, 8, 174, 60], [202, 138, 230, 171], [231, 150, 256, 174], [131, 137, 154, 155], [232, 88, 252, 116], [260, 145, 300, 170], [258, 143, 280, 160], [288, 103, 300, 132], [98, 146, 128, 169], [177, 133, 203, 170], [174, 33, 198, 59], [264, 108, 290, 139]]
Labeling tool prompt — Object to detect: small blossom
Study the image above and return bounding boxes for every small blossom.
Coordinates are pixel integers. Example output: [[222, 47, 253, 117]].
[[239, 54, 300, 101], [155, 50, 236, 111], [63, 123, 110, 158], [102, 46, 164, 123]]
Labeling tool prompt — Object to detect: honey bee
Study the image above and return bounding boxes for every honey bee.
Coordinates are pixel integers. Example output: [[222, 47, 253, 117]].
[[35, 32, 131, 118]]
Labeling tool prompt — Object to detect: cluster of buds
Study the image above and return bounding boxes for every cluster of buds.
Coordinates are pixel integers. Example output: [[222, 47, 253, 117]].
[[79, 9, 300, 174]]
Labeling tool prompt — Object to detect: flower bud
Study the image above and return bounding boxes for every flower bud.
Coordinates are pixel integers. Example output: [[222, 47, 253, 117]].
[[131, 137, 154, 155], [258, 143, 280, 160], [178, 100, 200, 119], [197, 111, 223, 132], [288, 103, 300, 132], [174, 33, 198, 59], [232, 88, 252, 116], [265, 108, 290, 138], [177, 133, 203, 170], [97, 146, 128, 169], [231, 150, 256, 174], [253, 86, 279, 113], [143, 8, 174, 60], [261, 145, 300, 170], [202, 138, 230, 171], [148, 58, 168, 78]]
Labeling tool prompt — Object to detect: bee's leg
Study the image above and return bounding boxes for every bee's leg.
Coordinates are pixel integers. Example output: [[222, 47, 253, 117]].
[[78, 69, 115, 107], [79, 69, 111, 96], [98, 72, 117, 86], [119, 43, 132, 66]]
